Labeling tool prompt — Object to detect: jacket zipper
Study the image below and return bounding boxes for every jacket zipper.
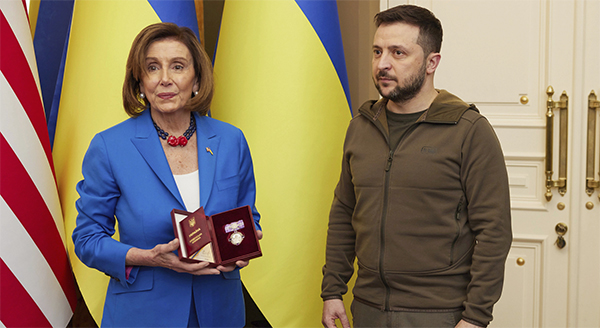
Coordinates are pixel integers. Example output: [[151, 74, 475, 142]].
[[379, 150, 393, 310], [362, 108, 421, 311], [359, 109, 394, 311], [450, 196, 465, 265], [379, 123, 419, 311]]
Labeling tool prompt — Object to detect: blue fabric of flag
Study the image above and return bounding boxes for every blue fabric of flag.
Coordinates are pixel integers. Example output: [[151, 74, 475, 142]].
[[148, 0, 200, 39], [295, 0, 351, 113], [46, 34, 69, 149], [33, 0, 74, 147]]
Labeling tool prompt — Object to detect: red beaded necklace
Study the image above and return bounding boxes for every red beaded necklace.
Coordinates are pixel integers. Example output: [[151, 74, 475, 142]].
[[151, 113, 196, 147]]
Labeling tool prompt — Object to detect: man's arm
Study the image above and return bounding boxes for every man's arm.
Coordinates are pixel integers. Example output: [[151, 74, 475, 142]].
[[321, 150, 357, 300], [321, 191, 357, 299], [460, 116, 513, 326]]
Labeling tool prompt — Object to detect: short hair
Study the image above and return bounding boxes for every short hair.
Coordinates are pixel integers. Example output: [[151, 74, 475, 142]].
[[123, 22, 214, 117], [374, 5, 443, 56]]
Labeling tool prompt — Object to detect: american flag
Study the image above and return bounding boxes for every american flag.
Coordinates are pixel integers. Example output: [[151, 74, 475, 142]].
[[0, 0, 77, 326]]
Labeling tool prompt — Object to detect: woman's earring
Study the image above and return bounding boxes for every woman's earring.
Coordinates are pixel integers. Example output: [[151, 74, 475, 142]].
[[140, 92, 145, 99], [192, 90, 199, 98]]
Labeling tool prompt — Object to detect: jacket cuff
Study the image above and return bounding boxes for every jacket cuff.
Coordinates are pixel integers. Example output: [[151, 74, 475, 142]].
[[322, 296, 343, 301], [100, 243, 133, 286]]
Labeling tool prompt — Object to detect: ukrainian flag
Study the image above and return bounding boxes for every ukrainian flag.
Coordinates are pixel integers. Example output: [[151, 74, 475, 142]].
[[32, 0, 200, 324], [212, 1, 352, 326]]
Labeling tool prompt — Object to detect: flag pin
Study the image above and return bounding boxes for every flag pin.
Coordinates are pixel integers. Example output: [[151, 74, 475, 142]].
[[206, 147, 213, 155]]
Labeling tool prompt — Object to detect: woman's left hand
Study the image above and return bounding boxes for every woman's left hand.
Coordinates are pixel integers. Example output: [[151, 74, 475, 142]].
[[217, 260, 249, 272], [216, 229, 263, 272]]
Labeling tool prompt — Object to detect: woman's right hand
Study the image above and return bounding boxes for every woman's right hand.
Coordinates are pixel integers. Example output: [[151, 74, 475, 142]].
[[126, 238, 220, 275]]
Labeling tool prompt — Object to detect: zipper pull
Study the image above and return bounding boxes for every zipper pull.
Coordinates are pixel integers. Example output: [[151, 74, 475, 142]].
[[455, 199, 463, 220], [385, 151, 393, 172]]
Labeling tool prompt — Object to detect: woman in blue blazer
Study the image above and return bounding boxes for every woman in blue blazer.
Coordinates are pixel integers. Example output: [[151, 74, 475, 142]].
[[72, 23, 261, 327]]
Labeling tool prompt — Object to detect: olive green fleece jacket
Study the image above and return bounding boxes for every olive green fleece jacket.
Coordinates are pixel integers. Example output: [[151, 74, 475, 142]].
[[321, 90, 512, 327]]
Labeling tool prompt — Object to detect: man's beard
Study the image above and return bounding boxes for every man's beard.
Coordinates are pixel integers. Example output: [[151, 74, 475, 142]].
[[375, 62, 427, 103]]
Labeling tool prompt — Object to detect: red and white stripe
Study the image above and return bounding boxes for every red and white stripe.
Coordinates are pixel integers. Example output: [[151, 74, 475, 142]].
[[0, 1, 77, 327]]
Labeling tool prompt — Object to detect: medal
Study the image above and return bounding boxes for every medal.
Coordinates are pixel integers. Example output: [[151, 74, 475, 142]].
[[229, 231, 245, 246], [225, 220, 245, 246]]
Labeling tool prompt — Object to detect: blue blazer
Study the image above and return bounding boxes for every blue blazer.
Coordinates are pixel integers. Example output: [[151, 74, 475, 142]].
[[73, 110, 260, 327]]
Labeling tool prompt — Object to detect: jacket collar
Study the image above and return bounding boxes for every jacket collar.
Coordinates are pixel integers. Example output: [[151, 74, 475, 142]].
[[358, 89, 477, 125], [130, 110, 219, 210]]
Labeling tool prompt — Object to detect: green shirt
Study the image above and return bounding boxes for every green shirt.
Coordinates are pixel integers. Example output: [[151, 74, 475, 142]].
[[386, 109, 426, 151]]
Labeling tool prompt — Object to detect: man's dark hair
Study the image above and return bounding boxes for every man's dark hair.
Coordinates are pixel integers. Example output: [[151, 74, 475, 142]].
[[375, 5, 443, 56]]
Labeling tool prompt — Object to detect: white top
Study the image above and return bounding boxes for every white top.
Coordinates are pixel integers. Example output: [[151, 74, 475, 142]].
[[173, 170, 200, 212]]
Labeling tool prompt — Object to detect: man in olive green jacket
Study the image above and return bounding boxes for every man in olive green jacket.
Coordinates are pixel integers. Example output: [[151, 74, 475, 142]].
[[321, 5, 511, 328]]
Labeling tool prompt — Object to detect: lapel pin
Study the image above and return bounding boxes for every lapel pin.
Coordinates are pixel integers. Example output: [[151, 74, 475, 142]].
[[206, 147, 214, 156]]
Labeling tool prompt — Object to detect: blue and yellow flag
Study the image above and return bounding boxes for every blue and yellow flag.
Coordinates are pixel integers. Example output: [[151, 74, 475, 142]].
[[30, 0, 73, 146], [33, 0, 200, 324], [212, 1, 352, 326]]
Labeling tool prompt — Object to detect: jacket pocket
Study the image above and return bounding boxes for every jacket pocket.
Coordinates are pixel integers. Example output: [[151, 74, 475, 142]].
[[449, 196, 465, 266]]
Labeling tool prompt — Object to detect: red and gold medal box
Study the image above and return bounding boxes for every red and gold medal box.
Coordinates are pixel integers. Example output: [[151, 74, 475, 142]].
[[171, 205, 262, 267]]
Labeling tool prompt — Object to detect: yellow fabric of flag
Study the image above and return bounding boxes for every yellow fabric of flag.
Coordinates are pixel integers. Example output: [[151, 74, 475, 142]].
[[211, 1, 351, 326], [52, 1, 159, 323]]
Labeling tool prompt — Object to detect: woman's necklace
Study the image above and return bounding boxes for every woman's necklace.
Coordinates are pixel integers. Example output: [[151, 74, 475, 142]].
[[151, 113, 196, 147]]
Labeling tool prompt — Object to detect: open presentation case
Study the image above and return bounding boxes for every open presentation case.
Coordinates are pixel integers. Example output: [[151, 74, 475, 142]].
[[171, 205, 262, 266]]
